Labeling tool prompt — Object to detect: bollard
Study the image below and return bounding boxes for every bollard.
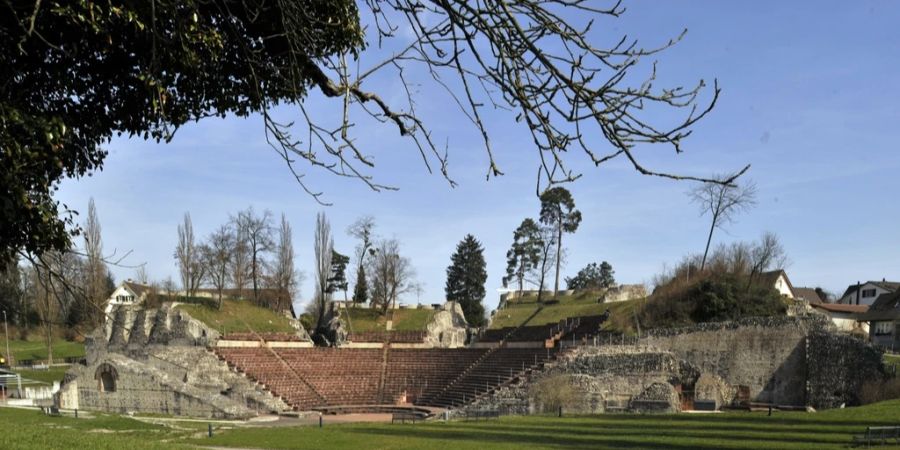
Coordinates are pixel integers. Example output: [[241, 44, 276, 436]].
[[208, 423, 213, 438], [319, 415, 323, 428]]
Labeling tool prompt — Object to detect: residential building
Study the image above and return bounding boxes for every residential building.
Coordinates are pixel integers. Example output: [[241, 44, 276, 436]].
[[810, 303, 869, 333], [759, 270, 795, 298], [104, 281, 154, 315], [857, 290, 900, 349], [837, 279, 900, 306]]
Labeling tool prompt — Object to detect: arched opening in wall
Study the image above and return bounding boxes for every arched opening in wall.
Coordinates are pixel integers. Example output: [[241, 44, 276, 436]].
[[95, 363, 118, 393]]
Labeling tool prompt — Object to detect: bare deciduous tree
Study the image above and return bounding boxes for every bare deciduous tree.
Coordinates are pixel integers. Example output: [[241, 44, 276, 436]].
[[134, 265, 150, 284], [689, 176, 758, 271], [271, 214, 298, 315], [261, 1, 749, 205], [202, 225, 234, 309], [748, 232, 788, 290], [83, 198, 107, 325], [313, 212, 333, 331], [175, 213, 204, 297], [347, 216, 376, 305], [232, 208, 274, 305], [526, 225, 558, 303], [369, 238, 414, 315], [229, 222, 251, 299]]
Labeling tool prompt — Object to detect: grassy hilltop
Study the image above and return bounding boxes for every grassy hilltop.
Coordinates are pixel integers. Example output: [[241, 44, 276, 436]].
[[489, 290, 641, 334]]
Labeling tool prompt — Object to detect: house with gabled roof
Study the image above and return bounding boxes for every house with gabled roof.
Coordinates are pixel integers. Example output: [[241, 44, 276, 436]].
[[793, 287, 824, 305], [837, 279, 900, 306], [810, 303, 869, 333], [104, 280, 154, 316], [758, 270, 795, 298], [857, 290, 900, 348]]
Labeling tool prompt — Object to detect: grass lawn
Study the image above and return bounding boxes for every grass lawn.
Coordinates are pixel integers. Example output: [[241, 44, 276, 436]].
[[6, 337, 85, 363], [15, 365, 71, 384], [176, 298, 296, 334], [490, 291, 641, 333], [4, 400, 900, 449], [0, 408, 195, 450], [345, 307, 436, 332]]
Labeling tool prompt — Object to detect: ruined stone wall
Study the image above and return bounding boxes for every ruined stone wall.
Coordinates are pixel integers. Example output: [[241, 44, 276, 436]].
[[639, 316, 823, 405], [465, 346, 695, 415], [806, 331, 885, 408], [58, 304, 288, 418], [423, 302, 469, 348], [466, 316, 884, 414]]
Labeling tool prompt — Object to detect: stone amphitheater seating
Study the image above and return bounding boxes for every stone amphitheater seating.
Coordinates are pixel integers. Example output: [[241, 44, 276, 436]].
[[220, 332, 306, 342], [382, 348, 487, 404], [212, 311, 608, 411], [348, 331, 427, 343], [214, 344, 555, 411]]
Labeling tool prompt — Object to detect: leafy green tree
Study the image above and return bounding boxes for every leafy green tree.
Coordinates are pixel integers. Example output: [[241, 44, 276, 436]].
[[566, 261, 615, 290], [445, 235, 488, 327], [539, 187, 582, 296], [504, 219, 543, 296]]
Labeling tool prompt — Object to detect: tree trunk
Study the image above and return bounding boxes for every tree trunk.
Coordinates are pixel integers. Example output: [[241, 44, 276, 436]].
[[554, 218, 563, 297], [700, 212, 718, 272]]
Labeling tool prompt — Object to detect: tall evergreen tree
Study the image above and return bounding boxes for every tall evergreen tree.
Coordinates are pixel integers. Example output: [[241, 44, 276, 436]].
[[326, 250, 350, 301], [539, 187, 582, 296], [352, 266, 368, 305], [445, 234, 488, 327]]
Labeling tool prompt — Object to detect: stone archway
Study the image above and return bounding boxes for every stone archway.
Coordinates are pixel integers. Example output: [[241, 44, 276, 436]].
[[95, 363, 118, 393]]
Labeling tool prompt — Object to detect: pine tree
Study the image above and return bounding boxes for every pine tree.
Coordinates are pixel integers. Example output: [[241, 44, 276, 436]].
[[445, 234, 488, 327], [539, 187, 582, 296], [352, 266, 368, 304]]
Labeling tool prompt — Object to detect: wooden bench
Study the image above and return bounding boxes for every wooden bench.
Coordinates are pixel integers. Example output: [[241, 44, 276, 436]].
[[391, 412, 423, 424], [853, 426, 900, 447]]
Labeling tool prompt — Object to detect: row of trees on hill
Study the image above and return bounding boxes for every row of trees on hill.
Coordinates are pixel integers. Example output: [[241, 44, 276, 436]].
[[306, 214, 420, 333], [171, 207, 298, 312]]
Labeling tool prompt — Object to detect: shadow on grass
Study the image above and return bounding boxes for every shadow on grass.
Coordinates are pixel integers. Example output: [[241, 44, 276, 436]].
[[348, 421, 852, 450], [441, 420, 858, 441]]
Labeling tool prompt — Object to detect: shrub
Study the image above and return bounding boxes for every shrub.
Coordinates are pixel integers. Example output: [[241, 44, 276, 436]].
[[530, 374, 576, 413], [298, 313, 315, 333], [641, 272, 785, 329], [63, 327, 78, 342], [860, 377, 900, 405]]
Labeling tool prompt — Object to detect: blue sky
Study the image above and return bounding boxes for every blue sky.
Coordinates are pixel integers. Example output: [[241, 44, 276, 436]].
[[57, 1, 900, 312]]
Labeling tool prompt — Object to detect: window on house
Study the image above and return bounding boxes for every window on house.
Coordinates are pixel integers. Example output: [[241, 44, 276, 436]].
[[874, 322, 893, 335], [862, 289, 877, 298]]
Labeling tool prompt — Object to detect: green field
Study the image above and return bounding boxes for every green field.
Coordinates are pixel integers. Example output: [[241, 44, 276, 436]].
[[176, 298, 297, 334], [4, 399, 900, 449], [344, 307, 436, 332], [489, 291, 641, 333], [5, 337, 85, 363], [15, 366, 71, 384], [0, 408, 194, 450]]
